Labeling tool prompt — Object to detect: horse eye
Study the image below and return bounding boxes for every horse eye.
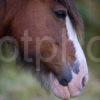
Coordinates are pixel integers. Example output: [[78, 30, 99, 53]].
[[54, 10, 67, 20]]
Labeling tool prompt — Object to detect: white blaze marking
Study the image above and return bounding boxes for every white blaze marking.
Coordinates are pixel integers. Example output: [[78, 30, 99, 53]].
[[66, 16, 85, 62], [66, 16, 88, 70], [65, 16, 88, 89]]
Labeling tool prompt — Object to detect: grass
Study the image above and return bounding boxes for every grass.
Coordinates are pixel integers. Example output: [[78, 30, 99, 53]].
[[0, 61, 100, 100]]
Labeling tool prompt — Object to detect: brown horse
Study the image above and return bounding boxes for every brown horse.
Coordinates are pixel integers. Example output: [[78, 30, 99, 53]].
[[0, 0, 89, 100]]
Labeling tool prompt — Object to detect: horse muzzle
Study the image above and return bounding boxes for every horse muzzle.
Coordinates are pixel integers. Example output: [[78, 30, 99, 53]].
[[50, 60, 89, 100]]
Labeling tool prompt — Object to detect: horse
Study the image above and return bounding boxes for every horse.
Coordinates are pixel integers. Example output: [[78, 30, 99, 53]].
[[0, 0, 89, 100]]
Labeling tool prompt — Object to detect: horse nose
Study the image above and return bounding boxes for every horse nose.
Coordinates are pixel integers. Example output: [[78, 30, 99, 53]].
[[58, 68, 73, 86]]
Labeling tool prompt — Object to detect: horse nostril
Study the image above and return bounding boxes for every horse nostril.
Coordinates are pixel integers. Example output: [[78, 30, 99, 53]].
[[59, 79, 69, 86], [82, 76, 86, 88], [59, 78, 69, 86], [59, 68, 73, 86], [59, 73, 72, 86]]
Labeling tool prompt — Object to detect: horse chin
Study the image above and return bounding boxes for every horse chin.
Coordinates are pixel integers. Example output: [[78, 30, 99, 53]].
[[49, 73, 70, 100]]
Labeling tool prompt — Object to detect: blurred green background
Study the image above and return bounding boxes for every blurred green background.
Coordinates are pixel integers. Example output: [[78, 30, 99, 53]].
[[0, 0, 100, 100]]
